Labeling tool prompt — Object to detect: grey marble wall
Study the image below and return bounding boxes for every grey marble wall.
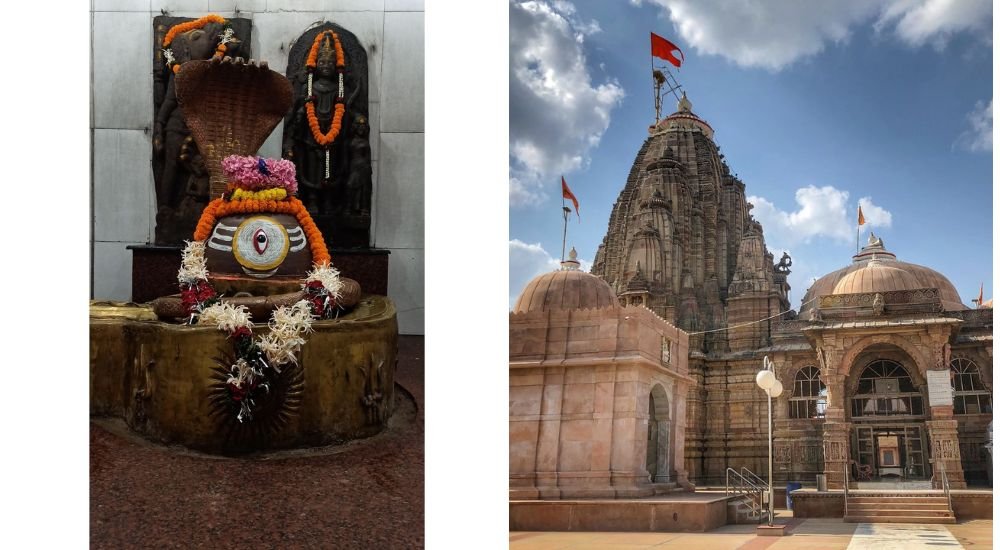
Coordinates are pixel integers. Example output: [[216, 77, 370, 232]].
[[91, 0, 425, 334]]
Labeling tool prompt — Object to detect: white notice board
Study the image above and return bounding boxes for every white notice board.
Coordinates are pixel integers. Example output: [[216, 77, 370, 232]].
[[926, 369, 953, 407]]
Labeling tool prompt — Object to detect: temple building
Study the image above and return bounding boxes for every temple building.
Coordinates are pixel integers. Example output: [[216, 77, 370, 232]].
[[509, 250, 693, 498], [586, 93, 992, 490]]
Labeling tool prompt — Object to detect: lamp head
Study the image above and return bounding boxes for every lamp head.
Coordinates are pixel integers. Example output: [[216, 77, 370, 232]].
[[756, 369, 776, 390], [768, 379, 784, 398]]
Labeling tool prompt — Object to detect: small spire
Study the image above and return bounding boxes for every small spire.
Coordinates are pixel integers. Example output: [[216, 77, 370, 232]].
[[561, 246, 581, 271], [677, 91, 692, 113]]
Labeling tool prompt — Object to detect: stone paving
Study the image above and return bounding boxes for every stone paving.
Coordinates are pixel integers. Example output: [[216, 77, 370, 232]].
[[510, 513, 992, 549]]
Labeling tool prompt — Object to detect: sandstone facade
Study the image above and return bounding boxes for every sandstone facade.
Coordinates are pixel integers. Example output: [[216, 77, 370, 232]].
[[510, 262, 693, 498], [591, 96, 993, 489]]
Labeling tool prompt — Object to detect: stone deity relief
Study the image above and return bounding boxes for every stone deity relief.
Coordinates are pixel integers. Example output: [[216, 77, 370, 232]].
[[151, 16, 252, 245], [282, 23, 373, 249]]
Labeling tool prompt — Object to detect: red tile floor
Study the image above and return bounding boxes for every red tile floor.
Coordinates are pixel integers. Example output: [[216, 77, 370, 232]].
[[91, 336, 425, 549]]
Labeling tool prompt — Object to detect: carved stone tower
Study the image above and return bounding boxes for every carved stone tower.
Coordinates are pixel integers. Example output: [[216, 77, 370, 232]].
[[592, 93, 791, 352], [592, 93, 793, 482]]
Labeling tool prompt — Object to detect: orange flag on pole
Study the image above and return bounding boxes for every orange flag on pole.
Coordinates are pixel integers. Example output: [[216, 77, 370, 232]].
[[562, 176, 580, 219], [651, 32, 684, 68], [857, 204, 865, 226]]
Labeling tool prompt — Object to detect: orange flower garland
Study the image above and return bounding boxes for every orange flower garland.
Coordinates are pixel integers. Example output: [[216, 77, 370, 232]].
[[306, 103, 346, 147], [306, 30, 346, 68], [304, 31, 347, 148], [162, 14, 232, 74], [193, 197, 330, 266], [163, 14, 226, 47]]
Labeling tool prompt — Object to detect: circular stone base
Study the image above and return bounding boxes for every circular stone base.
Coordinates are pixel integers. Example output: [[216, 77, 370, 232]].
[[90, 296, 397, 455]]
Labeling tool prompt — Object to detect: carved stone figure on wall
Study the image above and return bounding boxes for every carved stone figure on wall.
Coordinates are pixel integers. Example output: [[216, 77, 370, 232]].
[[283, 23, 373, 248], [872, 292, 885, 316], [151, 16, 251, 245]]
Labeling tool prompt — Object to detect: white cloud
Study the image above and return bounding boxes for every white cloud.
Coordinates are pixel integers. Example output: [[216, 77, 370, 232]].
[[858, 196, 893, 227], [510, 0, 625, 206], [876, 0, 993, 49], [748, 185, 892, 249], [509, 239, 592, 307], [636, 0, 991, 70], [957, 99, 992, 152]]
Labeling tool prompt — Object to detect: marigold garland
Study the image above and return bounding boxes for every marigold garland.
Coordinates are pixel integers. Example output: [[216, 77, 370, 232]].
[[305, 103, 346, 147], [162, 14, 232, 74], [306, 30, 345, 69], [230, 188, 287, 202], [304, 31, 347, 148], [163, 14, 226, 47]]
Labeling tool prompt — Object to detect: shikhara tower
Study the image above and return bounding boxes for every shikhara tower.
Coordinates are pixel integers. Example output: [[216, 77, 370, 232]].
[[592, 92, 792, 355], [587, 91, 992, 493]]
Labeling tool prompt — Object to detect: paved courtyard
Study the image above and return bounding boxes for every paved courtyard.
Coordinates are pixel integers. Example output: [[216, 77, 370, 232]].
[[510, 513, 992, 549]]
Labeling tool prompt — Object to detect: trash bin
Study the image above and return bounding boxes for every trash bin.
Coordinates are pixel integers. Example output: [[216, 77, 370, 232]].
[[817, 474, 827, 492], [786, 482, 802, 510]]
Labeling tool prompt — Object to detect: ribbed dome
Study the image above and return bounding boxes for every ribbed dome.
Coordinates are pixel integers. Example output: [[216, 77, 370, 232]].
[[832, 261, 921, 295], [800, 235, 967, 314], [513, 269, 619, 313]]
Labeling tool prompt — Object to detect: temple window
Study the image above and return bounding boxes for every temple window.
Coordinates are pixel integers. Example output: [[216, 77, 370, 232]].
[[951, 357, 992, 415], [789, 366, 826, 419], [850, 360, 924, 418]]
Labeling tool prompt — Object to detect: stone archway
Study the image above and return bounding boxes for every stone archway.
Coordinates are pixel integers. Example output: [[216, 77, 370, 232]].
[[647, 384, 672, 483], [847, 354, 931, 481]]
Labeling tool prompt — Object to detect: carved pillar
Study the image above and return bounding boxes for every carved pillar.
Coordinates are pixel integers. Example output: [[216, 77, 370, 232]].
[[822, 421, 851, 489], [820, 372, 850, 488], [673, 379, 694, 489], [655, 421, 671, 483], [927, 408, 968, 489]]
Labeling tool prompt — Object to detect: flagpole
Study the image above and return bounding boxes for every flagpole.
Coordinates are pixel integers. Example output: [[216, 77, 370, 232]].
[[651, 52, 657, 124], [561, 179, 569, 263], [856, 202, 861, 254]]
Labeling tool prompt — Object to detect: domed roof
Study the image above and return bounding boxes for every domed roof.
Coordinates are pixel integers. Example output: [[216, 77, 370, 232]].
[[832, 260, 921, 295], [800, 234, 967, 314], [513, 261, 619, 314]]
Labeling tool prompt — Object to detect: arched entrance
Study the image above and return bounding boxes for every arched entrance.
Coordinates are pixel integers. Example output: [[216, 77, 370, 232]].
[[646, 384, 672, 483], [848, 358, 930, 482]]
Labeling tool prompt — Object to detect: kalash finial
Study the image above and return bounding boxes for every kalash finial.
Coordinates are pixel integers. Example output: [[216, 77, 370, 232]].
[[561, 246, 581, 271], [677, 91, 692, 113]]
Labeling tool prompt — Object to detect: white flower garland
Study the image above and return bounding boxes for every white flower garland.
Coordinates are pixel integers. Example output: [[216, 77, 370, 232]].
[[177, 239, 343, 422]]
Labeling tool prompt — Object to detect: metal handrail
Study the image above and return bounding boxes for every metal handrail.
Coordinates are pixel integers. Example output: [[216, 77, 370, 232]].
[[726, 467, 765, 523], [741, 467, 767, 490], [843, 462, 850, 519], [941, 462, 953, 516]]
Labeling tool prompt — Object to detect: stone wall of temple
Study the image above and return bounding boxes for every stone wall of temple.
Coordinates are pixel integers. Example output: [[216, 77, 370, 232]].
[[90, 0, 425, 333]]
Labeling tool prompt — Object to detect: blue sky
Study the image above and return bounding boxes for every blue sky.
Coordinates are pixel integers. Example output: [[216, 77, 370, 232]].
[[510, 0, 993, 310]]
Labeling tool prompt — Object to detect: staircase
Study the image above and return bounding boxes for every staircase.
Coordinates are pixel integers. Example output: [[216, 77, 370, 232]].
[[844, 491, 956, 524]]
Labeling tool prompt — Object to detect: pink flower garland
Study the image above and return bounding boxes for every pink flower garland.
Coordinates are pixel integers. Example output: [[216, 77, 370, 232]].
[[221, 155, 298, 193]]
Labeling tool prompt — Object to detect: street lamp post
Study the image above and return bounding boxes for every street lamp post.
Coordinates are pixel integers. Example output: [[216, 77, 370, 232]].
[[755, 356, 783, 527]]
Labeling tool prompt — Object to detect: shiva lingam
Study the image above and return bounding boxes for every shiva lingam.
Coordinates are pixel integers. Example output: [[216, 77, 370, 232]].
[[90, 53, 397, 455], [151, 55, 360, 320]]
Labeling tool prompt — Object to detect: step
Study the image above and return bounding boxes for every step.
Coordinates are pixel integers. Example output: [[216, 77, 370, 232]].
[[847, 500, 948, 510], [847, 509, 954, 518], [844, 515, 956, 524], [847, 497, 949, 504], [847, 505, 952, 513]]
